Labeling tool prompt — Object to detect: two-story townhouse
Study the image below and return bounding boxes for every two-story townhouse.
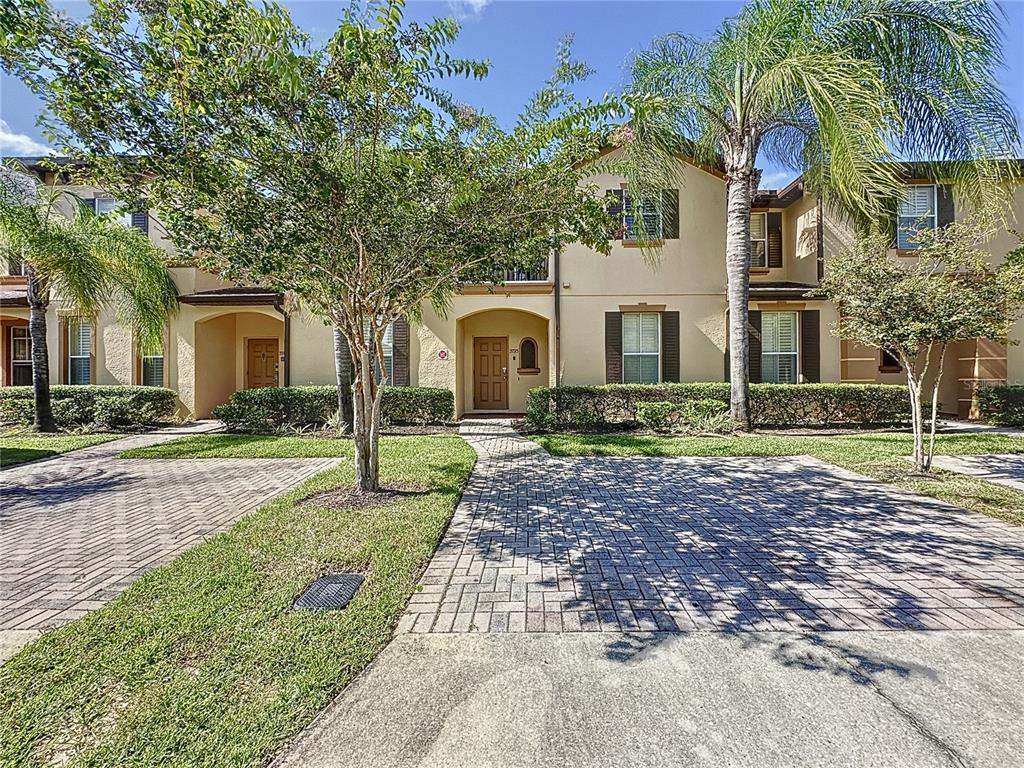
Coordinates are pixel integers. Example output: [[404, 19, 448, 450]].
[[2, 155, 1021, 420]]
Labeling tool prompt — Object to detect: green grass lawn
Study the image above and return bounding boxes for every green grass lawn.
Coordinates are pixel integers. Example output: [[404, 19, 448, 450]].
[[534, 431, 1024, 526], [0, 435, 475, 768], [120, 433, 352, 459], [0, 429, 119, 467]]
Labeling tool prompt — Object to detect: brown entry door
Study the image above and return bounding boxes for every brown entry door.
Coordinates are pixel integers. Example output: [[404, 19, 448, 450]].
[[473, 337, 508, 410], [246, 338, 279, 388]]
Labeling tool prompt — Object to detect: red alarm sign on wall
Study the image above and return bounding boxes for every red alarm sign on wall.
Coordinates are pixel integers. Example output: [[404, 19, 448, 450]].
[[437, 349, 449, 360]]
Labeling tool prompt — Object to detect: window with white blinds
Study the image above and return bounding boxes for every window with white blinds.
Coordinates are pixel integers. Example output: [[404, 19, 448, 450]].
[[750, 212, 768, 267], [897, 185, 937, 249], [622, 312, 660, 384], [761, 311, 798, 384], [67, 317, 92, 385], [361, 318, 394, 383], [94, 197, 133, 228]]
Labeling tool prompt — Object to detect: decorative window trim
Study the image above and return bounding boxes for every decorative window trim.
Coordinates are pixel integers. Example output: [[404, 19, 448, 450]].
[[750, 212, 768, 269], [896, 184, 937, 250], [517, 336, 540, 375], [622, 312, 661, 384]]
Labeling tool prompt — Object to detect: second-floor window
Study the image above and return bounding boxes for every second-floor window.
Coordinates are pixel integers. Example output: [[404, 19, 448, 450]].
[[623, 194, 663, 240], [11, 327, 32, 385], [94, 197, 133, 227], [5, 252, 25, 277], [67, 317, 92, 385], [622, 312, 660, 384], [761, 311, 798, 384], [750, 213, 768, 268], [897, 184, 937, 249]]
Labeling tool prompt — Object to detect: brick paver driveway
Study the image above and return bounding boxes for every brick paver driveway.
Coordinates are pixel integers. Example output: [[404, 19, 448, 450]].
[[1, 425, 337, 631], [401, 421, 1024, 634]]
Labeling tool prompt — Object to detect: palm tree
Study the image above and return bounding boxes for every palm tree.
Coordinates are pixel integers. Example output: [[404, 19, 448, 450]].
[[0, 165, 178, 432], [619, 0, 1019, 430]]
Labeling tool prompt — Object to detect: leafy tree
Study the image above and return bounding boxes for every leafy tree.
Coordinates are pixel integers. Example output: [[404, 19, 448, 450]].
[[815, 209, 1024, 472], [616, 0, 1019, 430], [1, 0, 621, 489], [0, 165, 178, 432]]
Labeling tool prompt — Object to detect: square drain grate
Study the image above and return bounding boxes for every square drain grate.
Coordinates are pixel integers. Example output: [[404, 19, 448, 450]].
[[293, 573, 364, 611]]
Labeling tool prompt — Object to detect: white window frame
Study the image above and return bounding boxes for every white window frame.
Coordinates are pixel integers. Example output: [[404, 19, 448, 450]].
[[622, 193, 663, 241], [11, 326, 32, 385], [67, 317, 93, 385], [761, 311, 799, 384], [622, 312, 661, 384], [897, 184, 937, 250], [94, 196, 133, 227], [750, 212, 768, 268], [5, 252, 25, 277]]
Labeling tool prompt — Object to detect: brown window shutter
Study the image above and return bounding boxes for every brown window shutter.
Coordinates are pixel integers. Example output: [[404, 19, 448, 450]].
[[937, 185, 955, 228], [59, 316, 68, 384], [605, 311, 623, 383], [607, 190, 624, 240], [661, 311, 680, 382], [800, 310, 821, 383], [767, 213, 783, 268], [748, 310, 762, 384], [131, 209, 149, 233], [662, 189, 679, 239], [392, 318, 410, 386]]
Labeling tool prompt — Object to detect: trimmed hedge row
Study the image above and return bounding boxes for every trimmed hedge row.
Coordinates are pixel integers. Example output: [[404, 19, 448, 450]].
[[976, 385, 1024, 426], [0, 385, 177, 430], [212, 385, 454, 432], [525, 383, 915, 430]]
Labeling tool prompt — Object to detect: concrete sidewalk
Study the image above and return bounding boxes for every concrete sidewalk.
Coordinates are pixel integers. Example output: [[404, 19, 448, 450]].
[[276, 631, 1024, 768]]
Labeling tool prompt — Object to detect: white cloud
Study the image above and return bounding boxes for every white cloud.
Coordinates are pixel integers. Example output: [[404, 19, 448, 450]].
[[759, 170, 793, 189], [0, 119, 54, 156], [448, 0, 491, 19]]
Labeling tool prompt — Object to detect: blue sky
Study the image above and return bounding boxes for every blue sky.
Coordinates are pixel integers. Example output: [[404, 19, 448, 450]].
[[2, 0, 1023, 189]]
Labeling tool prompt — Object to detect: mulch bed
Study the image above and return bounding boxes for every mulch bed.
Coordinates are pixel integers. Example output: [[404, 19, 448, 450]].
[[299, 481, 430, 512]]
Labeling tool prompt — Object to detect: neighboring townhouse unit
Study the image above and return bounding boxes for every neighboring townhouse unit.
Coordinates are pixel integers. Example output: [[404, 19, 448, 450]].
[[2, 156, 1022, 419]]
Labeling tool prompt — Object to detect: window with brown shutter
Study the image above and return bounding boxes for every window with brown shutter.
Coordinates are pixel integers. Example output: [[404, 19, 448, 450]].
[[800, 310, 820, 383], [661, 311, 680, 382]]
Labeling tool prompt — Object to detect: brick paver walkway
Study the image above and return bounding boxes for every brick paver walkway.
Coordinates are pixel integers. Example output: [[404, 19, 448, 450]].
[[400, 420, 1024, 634], [1, 424, 337, 630]]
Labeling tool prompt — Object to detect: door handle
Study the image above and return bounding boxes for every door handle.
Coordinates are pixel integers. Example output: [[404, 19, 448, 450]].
[[502, 367, 508, 380]]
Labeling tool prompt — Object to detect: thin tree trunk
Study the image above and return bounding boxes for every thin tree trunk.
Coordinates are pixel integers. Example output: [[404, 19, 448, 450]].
[[725, 171, 754, 431], [351, 328, 381, 492], [26, 268, 55, 433], [907, 373, 924, 473], [924, 344, 948, 472], [333, 324, 353, 434]]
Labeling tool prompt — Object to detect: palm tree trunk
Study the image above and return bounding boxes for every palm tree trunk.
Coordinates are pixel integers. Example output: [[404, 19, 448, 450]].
[[725, 172, 754, 431], [25, 268, 55, 433], [333, 324, 353, 434]]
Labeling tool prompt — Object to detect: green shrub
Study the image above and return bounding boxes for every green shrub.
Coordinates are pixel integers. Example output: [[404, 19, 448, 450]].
[[527, 382, 913, 430], [636, 399, 731, 434], [0, 385, 176, 430], [976, 385, 1024, 426], [213, 385, 454, 432]]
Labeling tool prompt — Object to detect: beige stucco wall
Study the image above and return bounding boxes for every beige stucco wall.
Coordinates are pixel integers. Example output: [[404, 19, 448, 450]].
[[193, 313, 236, 418]]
